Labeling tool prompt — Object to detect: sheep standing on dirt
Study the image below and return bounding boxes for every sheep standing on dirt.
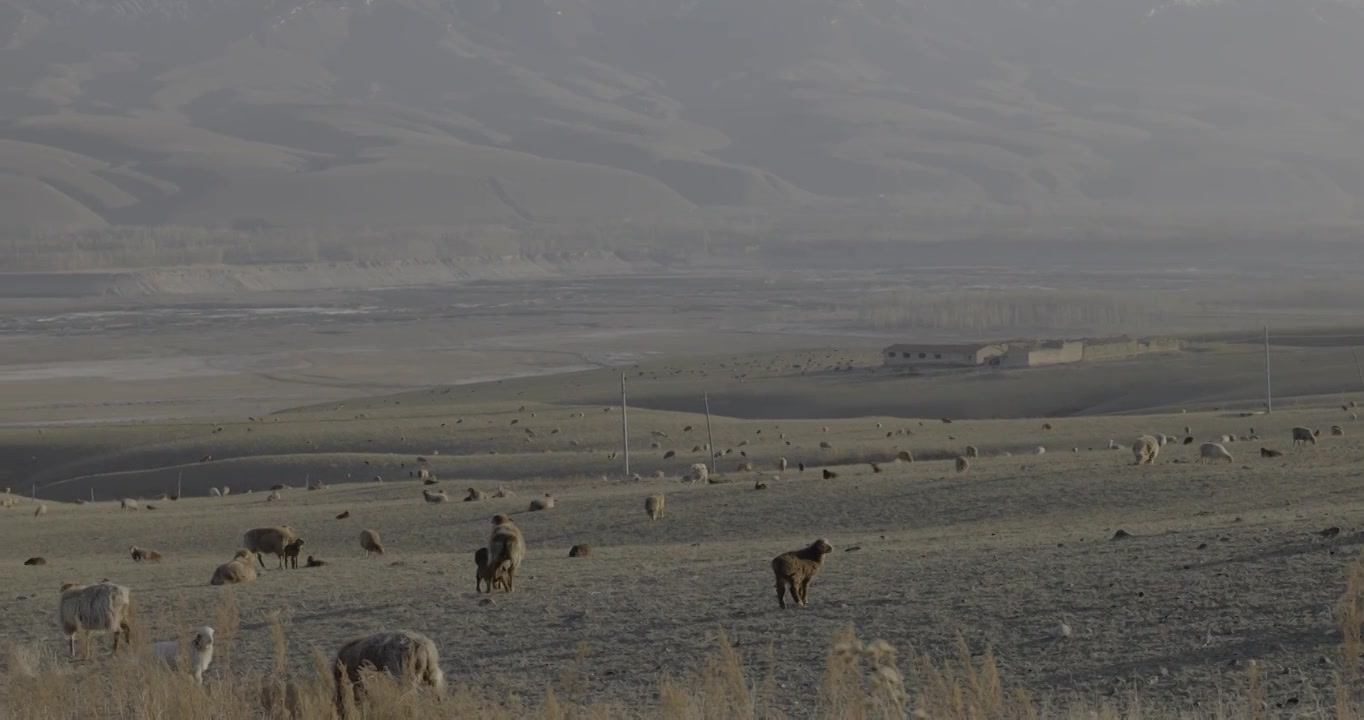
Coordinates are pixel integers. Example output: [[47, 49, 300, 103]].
[[778, 457, 788, 472], [120, 498, 140, 511], [473, 547, 505, 592], [283, 539, 304, 569], [964, 445, 979, 458], [1131, 436, 1160, 466], [211, 550, 258, 585], [150, 626, 215, 684], [334, 630, 445, 708], [771, 538, 834, 609], [34, 503, 46, 517], [689, 463, 709, 483], [242, 526, 300, 570], [359, 529, 385, 557], [57, 581, 132, 658], [129, 545, 163, 563], [486, 514, 526, 593], [1332, 425, 1345, 437], [645, 494, 665, 521], [955, 456, 970, 473], [1292, 427, 1317, 448], [1198, 442, 1234, 464]]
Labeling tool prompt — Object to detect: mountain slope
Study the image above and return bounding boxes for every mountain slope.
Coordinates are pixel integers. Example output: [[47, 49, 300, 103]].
[[2, 0, 1363, 232]]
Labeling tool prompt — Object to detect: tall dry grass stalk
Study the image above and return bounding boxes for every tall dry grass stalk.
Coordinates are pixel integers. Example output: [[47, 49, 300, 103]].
[[11, 553, 1364, 719]]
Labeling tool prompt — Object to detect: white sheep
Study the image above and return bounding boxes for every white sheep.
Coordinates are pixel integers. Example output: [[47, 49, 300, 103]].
[[1292, 426, 1317, 447], [150, 626, 215, 684], [688, 463, 709, 483], [1131, 435, 1160, 465], [1198, 442, 1234, 464], [58, 582, 133, 659], [120, 498, 140, 511], [334, 630, 445, 708]]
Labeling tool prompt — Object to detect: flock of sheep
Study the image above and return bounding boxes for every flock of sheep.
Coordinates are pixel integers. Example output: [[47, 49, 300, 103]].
[[33, 407, 1347, 713]]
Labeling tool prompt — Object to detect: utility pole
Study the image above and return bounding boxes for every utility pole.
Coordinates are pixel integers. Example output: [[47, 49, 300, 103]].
[[1264, 325, 1273, 413], [704, 392, 717, 479], [621, 373, 630, 478], [1353, 350, 1364, 391], [177, 472, 182, 499]]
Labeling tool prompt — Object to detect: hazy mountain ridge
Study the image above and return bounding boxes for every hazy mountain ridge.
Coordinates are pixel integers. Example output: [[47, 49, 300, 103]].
[[2, 0, 1363, 234]]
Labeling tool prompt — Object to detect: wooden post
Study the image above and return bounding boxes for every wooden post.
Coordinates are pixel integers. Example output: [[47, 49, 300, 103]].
[[1264, 326, 1272, 413], [704, 392, 717, 479], [621, 373, 630, 478], [1353, 350, 1364, 391], [177, 472, 182, 499]]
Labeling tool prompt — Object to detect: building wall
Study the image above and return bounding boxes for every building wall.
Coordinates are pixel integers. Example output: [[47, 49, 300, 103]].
[[1082, 337, 1184, 362], [884, 350, 979, 367], [1001, 341, 1083, 368]]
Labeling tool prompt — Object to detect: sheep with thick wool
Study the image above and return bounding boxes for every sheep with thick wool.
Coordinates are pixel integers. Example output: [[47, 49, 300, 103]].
[[334, 630, 445, 710], [485, 514, 526, 593], [211, 550, 258, 585], [150, 626, 215, 684], [1131, 435, 1160, 465], [1292, 426, 1317, 447], [771, 538, 833, 609], [242, 526, 299, 569], [359, 529, 384, 557], [645, 493, 665, 521], [57, 581, 133, 659], [1198, 442, 1234, 464]]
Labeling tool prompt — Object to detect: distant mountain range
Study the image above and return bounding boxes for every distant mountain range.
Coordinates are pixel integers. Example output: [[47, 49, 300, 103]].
[[3, 0, 1363, 233]]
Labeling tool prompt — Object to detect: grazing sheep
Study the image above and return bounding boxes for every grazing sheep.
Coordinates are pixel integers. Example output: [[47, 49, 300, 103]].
[[1131, 436, 1160, 465], [486, 515, 526, 592], [528, 494, 555, 511], [129, 545, 163, 563], [688, 464, 709, 483], [897, 450, 913, 463], [645, 494, 665, 521], [221, 486, 231, 496], [120, 498, 140, 511], [150, 626, 215, 684], [306, 556, 327, 568], [283, 539, 304, 569], [359, 530, 385, 557], [422, 489, 449, 504], [1332, 425, 1345, 437], [464, 488, 486, 502], [34, 503, 46, 517], [1292, 427, 1318, 447], [57, 581, 132, 659], [822, 468, 838, 480], [24, 556, 46, 566], [336, 511, 351, 520], [210, 552, 258, 586], [755, 478, 769, 490], [1260, 447, 1283, 458], [334, 630, 446, 708], [267, 491, 283, 502], [955, 456, 970, 473], [568, 544, 592, 558], [819, 441, 833, 450], [1034, 446, 1046, 455], [1154, 433, 1169, 446], [964, 445, 979, 458], [771, 538, 834, 609], [1198, 442, 1234, 464], [242, 526, 300, 570], [209, 487, 221, 497]]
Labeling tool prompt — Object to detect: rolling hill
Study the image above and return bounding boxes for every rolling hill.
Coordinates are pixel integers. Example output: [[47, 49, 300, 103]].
[[2, 0, 1364, 233]]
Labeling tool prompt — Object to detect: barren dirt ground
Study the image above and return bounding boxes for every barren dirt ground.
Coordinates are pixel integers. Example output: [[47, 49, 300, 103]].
[[4, 392, 1363, 714]]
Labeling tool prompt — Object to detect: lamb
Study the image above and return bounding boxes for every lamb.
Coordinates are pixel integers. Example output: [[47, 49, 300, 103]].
[[211, 551, 258, 585], [333, 630, 446, 709], [1260, 447, 1283, 458], [528, 494, 554, 511], [150, 626, 215, 684], [129, 545, 163, 563], [1198, 442, 1234, 464], [473, 547, 505, 592], [422, 489, 449, 504], [359, 529, 385, 557], [25, 556, 46, 566], [242, 526, 300, 569], [645, 494, 665, 521], [771, 538, 834, 609], [57, 581, 132, 659], [486, 514, 526, 593], [1292, 426, 1318, 447], [1131, 435, 1160, 465], [283, 539, 304, 569], [306, 555, 327, 567], [955, 456, 970, 473], [464, 488, 486, 502]]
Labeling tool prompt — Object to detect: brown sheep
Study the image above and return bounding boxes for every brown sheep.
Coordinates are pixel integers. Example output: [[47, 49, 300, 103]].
[[24, 556, 46, 566], [359, 529, 384, 557], [645, 494, 665, 521], [283, 539, 304, 569], [129, 545, 163, 563], [336, 511, 351, 520], [242, 526, 300, 570], [771, 538, 834, 609], [486, 515, 526, 592], [333, 630, 445, 710], [897, 450, 913, 463], [306, 555, 327, 567], [473, 547, 505, 592], [822, 469, 838, 480], [1260, 447, 1283, 458]]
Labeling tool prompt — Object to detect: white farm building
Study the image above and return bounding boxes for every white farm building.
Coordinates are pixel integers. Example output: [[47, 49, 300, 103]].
[[882, 343, 1007, 368]]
